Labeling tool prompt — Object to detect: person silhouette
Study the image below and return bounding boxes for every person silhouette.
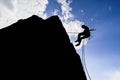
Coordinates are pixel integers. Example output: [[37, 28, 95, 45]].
[[75, 25, 95, 46]]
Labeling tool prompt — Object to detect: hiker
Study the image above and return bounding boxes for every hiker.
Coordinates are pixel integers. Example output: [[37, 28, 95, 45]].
[[75, 25, 95, 46]]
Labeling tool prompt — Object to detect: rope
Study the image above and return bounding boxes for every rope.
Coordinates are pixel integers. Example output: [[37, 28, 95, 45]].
[[68, 30, 94, 80], [67, 32, 80, 34], [82, 40, 92, 80]]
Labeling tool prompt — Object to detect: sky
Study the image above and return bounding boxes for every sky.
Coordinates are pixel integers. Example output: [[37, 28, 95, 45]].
[[0, 0, 120, 80]]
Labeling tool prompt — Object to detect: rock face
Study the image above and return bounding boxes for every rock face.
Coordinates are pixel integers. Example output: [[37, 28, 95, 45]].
[[0, 15, 87, 80]]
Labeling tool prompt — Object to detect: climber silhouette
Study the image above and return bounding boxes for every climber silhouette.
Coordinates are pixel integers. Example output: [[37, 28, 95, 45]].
[[75, 25, 95, 46]]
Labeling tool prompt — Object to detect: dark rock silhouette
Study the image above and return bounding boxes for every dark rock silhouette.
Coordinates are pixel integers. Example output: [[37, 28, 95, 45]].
[[0, 15, 87, 80]]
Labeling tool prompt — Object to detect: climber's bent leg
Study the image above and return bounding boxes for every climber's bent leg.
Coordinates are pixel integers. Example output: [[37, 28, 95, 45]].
[[75, 33, 83, 42]]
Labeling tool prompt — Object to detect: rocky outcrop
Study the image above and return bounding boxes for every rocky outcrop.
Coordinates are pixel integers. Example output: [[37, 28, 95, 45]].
[[0, 15, 87, 80]]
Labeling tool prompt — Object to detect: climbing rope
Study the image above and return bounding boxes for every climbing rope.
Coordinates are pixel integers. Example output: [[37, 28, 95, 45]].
[[82, 40, 92, 80], [67, 32, 80, 34], [68, 30, 95, 80]]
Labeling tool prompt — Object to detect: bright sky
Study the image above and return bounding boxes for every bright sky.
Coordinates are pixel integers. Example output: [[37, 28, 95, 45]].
[[0, 0, 120, 80]]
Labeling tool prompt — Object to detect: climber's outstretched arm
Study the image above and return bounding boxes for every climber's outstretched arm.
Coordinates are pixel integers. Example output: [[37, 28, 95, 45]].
[[89, 29, 96, 31]]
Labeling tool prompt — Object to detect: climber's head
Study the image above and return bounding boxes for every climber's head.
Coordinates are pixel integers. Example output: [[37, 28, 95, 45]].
[[81, 25, 89, 29]]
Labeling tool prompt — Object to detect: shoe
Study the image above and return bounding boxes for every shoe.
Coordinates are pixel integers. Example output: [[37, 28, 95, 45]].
[[75, 42, 80, 46]]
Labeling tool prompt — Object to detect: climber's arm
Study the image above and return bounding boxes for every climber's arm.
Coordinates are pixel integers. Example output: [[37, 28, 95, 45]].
[[89, 29, 96, 31]]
